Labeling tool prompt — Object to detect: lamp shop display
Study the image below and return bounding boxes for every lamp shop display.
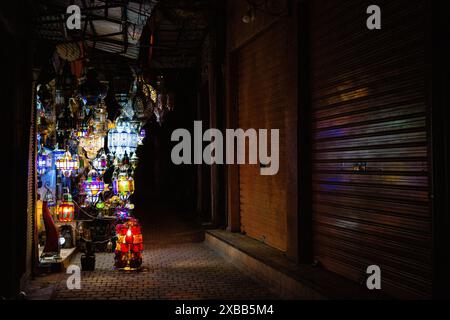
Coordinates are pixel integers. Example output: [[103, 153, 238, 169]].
[[35, 69, 174, 270]]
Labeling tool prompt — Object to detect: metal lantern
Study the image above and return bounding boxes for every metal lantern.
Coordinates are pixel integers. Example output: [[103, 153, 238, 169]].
[[79, 134, 105, 160], [57, 192, 75, 222], [73, 119, 89, 140], [153, 75, 174, 124], [55, 149, 79, 177], [82, 170, 105, 204], [37, 151, 52, 175], [107, 116, 139, 161], [114, 218, 143, 270], [91, 102, 109, 136], [138, 128, 145, 145], [130, 153, 139, 171], [115, 207, 130, 220], [43, 186, 56, 207], [92, 150, 108, 176], [113, 171, 135, 200]]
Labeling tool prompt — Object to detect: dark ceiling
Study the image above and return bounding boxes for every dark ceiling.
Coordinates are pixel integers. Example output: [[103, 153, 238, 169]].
[[33, 0, 211, 69]]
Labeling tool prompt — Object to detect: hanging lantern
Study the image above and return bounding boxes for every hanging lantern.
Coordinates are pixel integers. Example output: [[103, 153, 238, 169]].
[[90, 102, 109, 136], [53, 148, 65, 160], [43, 187, 56, 207], [107, 116, 139, 161], [130, 153, 139, 171], [112, 171, 135, 200], [57, 192, 75, 222], [79, 134, 104, 160], [73, 119, 89, 140], [55, 149, 79, 177], [96, 200, 105, 210], [153, 75, 174, 124], [115, 207, 129, 220], [92, 150, 108, 176], [37, 151, 52, 175], [82, 170, 105, 204], [138, 128, 146, 145], [130, 75, 155, 120], [166, 92, 174, 111]]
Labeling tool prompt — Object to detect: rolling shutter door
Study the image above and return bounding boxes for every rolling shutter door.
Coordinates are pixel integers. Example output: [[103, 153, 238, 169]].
[[236, 21, 290, 251], [309, 0, 431, 298]]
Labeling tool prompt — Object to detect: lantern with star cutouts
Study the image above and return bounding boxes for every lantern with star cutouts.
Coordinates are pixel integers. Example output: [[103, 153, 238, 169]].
[[82, 170, 105, 204]]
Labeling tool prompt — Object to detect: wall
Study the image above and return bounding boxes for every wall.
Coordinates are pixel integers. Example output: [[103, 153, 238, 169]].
[[225, 0, 298, 258], [1, 0, 34, 298]]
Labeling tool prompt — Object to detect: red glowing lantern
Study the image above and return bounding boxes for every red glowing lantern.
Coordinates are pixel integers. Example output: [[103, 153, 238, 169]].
[[114, 218, 143, 270]]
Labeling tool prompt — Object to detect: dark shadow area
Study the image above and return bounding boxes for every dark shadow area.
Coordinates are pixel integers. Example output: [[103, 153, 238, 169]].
[[132, 69, 204, 244]]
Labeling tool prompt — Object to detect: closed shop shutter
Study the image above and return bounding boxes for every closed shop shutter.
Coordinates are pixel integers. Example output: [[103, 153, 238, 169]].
[[309, 0, 431, 298], [236, 21, 291, 251]]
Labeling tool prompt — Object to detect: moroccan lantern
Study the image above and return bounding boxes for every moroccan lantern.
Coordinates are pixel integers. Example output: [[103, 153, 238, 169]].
[[79, 134, 104, 160], [57, 192, 75, 222], [73, 119, 89, 140], [92, 150, 108, 176], [115, 206, 130, 220], [55, 149, 79, 177], [138, 128, 146, 145], [37, 150, 52, 175], [91, 102, 109, 136], [107, 116, 139, 161], [130, 153, 139, 171], [82, 170, 105, 204], [43, 186, 56, 207], [114, 218, 143, 270], [113, 171, 135, 200]]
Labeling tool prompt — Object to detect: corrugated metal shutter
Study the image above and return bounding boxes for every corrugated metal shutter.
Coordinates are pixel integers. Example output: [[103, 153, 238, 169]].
[[309, 0, 431, 298], [236, 21, 290, 251]]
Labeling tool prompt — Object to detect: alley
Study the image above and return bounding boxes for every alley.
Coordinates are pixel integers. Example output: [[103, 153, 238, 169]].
[[26, 210, 278, 300]]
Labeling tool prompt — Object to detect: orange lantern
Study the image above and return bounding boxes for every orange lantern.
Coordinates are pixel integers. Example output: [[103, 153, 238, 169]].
[[57, 192, 75, 222]]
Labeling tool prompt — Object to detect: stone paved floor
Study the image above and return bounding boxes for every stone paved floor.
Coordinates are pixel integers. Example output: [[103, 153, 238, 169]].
[[26, 208, 278, 300]]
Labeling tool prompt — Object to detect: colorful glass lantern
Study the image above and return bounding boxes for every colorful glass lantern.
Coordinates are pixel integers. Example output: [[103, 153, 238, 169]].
[[92, 150, 108, 176], [114, 218, 143, 270], [96, 200, 105, 210], [115, 207, 130, 220], [113, 171, 135, 200], [73, 119, 89, 140], [55, 149, 79, 177], [91, 102, 109, 136], [37, 151, 52, 175], [138, 128, 145, 145], [79, 134, 104, 160], [82, 170, 105, 204], [43, 187, 56, 207], [57, 192, 75, 222], [107, 116, 139, 161]]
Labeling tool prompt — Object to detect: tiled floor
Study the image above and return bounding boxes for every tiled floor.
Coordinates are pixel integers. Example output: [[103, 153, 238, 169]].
[[26, 209, 278, 300]]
